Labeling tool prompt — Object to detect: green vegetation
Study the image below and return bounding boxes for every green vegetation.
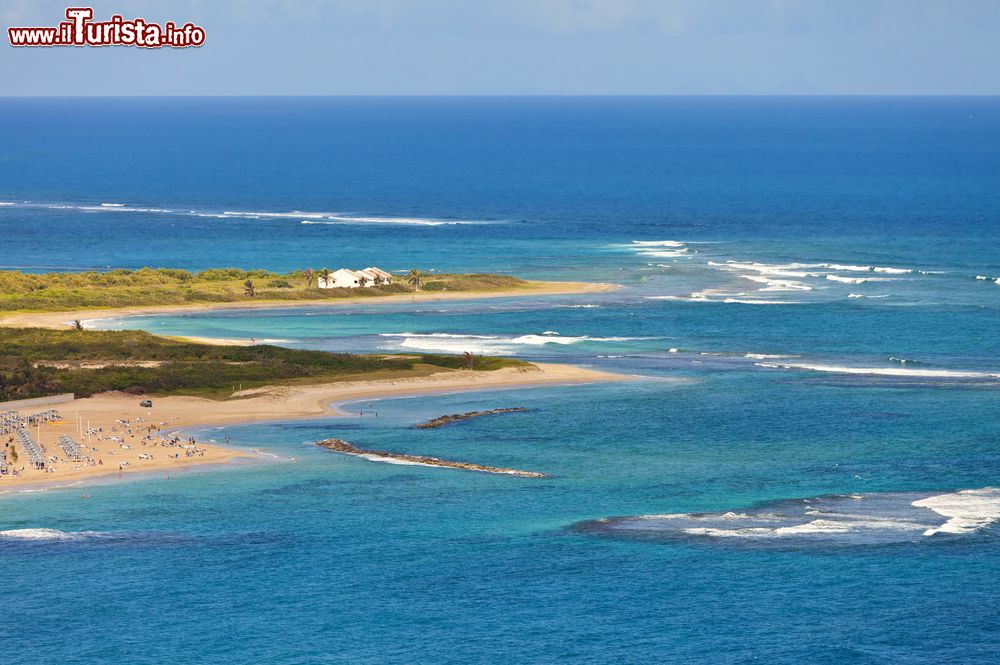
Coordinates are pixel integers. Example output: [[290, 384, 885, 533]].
[[407, 268, 424, 291], [0, 268, 529, 313], [0, 328, 530, 401], [419, 273, 524, 292]]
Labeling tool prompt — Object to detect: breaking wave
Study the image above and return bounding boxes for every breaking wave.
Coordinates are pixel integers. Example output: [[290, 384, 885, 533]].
[[913, 488, 1000, 536], [379, 331, 658, 355], [0, 528, 197, 546], [220, 209, 482, 225], [0, 201, 485, 226], [826, 274, 897, 285], [0, 528, 100, 541], [576, 488, 1000, 546], [708, 261, 818, 279], [692, 259, 912, 302], [0, 527, 277, 549], [741, 275, 813, 292], [709, 259, 912, 277], [755, 361, 1000, 380], [646, 295, 804, 305], [631, 240, 687, 247], [299, 215, 475, 226], [626, 240, 694, 259], [722, 298, 805, 305]]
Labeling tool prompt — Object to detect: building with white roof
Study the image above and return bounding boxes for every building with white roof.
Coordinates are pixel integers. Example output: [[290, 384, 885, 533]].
[[317, 267, 392, 289]]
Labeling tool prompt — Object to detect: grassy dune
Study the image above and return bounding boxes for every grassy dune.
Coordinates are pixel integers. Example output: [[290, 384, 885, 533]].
[[0, 328, 530, 400]]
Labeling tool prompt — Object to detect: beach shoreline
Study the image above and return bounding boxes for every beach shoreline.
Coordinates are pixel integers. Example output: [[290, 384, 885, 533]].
[[0, 280, 617, 331], [0, 362, 628, 492], [0, 456, 256, 496], [1, 280, 624, 491]]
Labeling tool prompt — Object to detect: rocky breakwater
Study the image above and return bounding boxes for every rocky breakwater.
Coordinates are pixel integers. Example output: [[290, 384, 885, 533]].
[[414, 407, 526, 429], [315, 438, 547, 478]]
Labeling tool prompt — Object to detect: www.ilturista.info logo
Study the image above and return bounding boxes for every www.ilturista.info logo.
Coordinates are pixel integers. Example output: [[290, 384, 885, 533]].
[[8, 7, 205, 48]]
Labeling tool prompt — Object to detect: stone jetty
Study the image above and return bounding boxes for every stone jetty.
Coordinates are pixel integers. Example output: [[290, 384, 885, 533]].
[[414, 407, 526, 429], [315, 438, 547, 478]]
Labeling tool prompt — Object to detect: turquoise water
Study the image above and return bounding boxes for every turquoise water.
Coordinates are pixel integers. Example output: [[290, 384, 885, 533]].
[[3, 382, 999, 662], [2, 97, 1000, 663]]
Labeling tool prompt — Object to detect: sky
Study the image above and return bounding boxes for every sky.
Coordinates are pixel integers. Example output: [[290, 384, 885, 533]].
[[2, 0, 999, 95]]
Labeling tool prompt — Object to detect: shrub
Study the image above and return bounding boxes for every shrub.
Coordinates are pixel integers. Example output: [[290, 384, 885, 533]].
[[0, 269, 530, 312], [0, 328, 532, 399]]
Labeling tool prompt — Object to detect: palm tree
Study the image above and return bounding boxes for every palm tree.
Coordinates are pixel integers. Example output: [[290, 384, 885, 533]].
[[72, 319, 84, 331], [462, 351, 476, 370], [243, 279, 256, 297], [304, 268, 314, 286], [372, 274, 385, 288], [407, 268, 423, 291], [319, 268, 333, 288]]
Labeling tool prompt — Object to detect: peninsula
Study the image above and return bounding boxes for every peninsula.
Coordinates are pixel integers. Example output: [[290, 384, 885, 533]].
[[0, 267, 615, 331], [0, 327, 625, 488]]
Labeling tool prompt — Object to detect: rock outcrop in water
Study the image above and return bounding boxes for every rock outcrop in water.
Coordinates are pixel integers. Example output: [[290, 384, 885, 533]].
[[414, 407, 526, 429], [315, 438, 547, 478]]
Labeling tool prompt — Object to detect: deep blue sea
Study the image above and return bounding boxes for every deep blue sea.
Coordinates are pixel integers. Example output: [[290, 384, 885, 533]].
[[2, 97, 1000, 664]]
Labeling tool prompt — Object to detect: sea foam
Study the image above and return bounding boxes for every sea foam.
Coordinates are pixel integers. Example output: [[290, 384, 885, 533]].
[[5, 201, 483, 226], [722, 298, 804, 305], [741, 275, 812, 291], [0, 528, 87, 540], [630, 240, 686, 247], [577, 488, 1000, 546], [381, 331, 655, 355], [826, 274, 891, 284], [755, 361, 1000, 379], [0, 528, 114, 541], [912, 488, 1000, 536], [628, 240, 692, 258]]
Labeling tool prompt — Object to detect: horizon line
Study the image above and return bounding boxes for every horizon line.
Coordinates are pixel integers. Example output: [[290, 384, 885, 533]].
[[2, 93, 1000, 99]]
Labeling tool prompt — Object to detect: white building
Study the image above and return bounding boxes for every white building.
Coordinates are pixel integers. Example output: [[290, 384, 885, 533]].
[[317, 267, 393, 289], [358, 267, 393, 285], [318, 269, 366, 289]]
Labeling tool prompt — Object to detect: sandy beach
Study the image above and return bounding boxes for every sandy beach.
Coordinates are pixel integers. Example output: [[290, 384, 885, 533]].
[[0, 362, 626, 490], [0, 280, 617, 331]]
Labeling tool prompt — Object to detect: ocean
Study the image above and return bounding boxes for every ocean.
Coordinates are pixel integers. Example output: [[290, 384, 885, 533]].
[[1, 97, 999, 663]]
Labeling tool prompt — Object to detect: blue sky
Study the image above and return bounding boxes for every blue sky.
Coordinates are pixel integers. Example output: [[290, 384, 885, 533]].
[[2, 0, 999, 95]]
